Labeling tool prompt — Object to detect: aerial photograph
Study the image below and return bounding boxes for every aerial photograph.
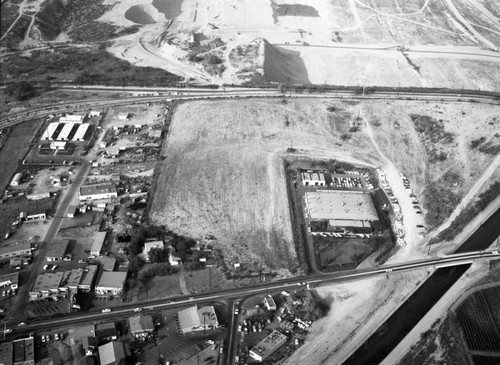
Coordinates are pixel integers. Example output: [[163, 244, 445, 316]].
[[1, 0, 499, 364]]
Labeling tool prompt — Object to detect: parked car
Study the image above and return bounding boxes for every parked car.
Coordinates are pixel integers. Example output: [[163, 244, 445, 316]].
[[102, 308, 111, 313]]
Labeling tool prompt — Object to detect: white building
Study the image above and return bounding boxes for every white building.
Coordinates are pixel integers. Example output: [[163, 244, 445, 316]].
[[301, 171, 326, 186], [249, 330, 287, 362], [60, 114, 85, 124], [56, 123, 75, 141], [178, 305, 220, 334], [42, 122, 60, 140], [10, 172, 23, 187], [79, 184, 117, 201], [143, 240, 163, 262], [95, 271, 127, 297], [50, 141, 67, 150], [72, 123, 90, 141]]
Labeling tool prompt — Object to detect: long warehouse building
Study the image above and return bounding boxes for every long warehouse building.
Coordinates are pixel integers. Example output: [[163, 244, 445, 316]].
[[72, 124, 90, 141], [42, 122, 61, 141], [56, 123, 75, 141]]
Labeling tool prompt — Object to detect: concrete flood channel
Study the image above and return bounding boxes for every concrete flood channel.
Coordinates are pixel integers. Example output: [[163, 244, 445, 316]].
[[344, 207, 500, 365]]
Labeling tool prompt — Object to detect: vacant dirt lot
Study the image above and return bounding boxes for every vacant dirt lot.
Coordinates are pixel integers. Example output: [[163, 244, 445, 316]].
[[150, 98, 378, 272], [150, 98, 499, 273]]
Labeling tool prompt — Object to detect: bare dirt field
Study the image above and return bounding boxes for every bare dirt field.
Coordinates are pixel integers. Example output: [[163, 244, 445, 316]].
[[96, 0, 500, 88], [283, 268, 430, 365], [150, 98, 379, 272], [149, 97, 499, 274]]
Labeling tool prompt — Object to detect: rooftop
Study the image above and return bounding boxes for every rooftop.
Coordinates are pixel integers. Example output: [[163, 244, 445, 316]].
[[13, 337, 34, 364], [250, 330, 287, 360], [46, 240, 69, 259], [129, 314, 154, 335], [80, 184, 117, 197], [178, 305, 219, 332], [0, 272, 19, 287], [79, 265, 98, 288], [61, 269, 83, 288], [98, 341, 125, 365], [305, 190, 379, 222], [96, 271, 127, 289], [32, 272, 64, 292], [0, 241, 31, 256], [90, 231, 107, 255]]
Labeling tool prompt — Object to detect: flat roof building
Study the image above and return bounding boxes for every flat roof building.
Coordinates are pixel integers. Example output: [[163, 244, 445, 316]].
[[78, 265, 98, 292], [26, 206, 46, 221], [90, 232, 107, 256], [249, 330, 287, 362], [46, 240, 69, 261], [0, 341, 13, 365], [264, 294, 277, 311], [60, 269, 83, 294], [95, 271, 127, 297], [79, 184, 117, 201], [12, 337, 34, 365], [60, 114, 85, 124], [178, 305, 220, 334], [302, 171, 326, 186], [0, 242, 31, 262], [30, 272, 64, 299], [305, 190, 379, 222]]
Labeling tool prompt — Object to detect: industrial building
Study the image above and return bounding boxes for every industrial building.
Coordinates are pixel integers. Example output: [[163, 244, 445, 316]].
[[0, 242, 31, 262], [79, 184, 117, 201], [60, 114, 85, 124], [90, 232, 107, 256], [129, 315, 154, 338], [95, 271, 127, 297], [72, 123, 90, 141], [26, 206, 47, 221], [178, 305, 220, 334], [60, 269, 83, 295], [301, 171, 326, 186], [50, 141, 67, 150], [46, 240, 69, 261], [249, 330, 287, 362], [42, 122, 60, 140], [305, 190, 379, 233], [12, 337, 34, 365], [78, 265, 99, 292], [10, 172, 23, 187], [30, 272, 64, 299]]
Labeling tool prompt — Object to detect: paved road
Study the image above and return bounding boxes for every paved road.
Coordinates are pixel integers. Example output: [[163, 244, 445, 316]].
[[11, 160, 90, 322], [2, 250, 498, 337]]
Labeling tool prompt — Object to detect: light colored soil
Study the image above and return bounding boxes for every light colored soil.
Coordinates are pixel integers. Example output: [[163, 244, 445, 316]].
[[284, 268, 430, 364], [150, 98, 379, 271], [150, 98, 499, 272]]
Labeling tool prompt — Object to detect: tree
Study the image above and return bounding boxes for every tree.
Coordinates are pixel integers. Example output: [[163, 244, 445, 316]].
[[5, 81, 35, 101]]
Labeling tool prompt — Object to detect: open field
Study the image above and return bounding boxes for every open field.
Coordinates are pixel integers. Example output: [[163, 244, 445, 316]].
[[150, 98, 499, 273], [457, 286, 500, 352], [0, 119, 43, 195], [150, 98, 379, 273]]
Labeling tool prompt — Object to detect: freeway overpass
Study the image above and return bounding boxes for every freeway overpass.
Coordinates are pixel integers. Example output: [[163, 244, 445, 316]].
[[2, 249, 498, 337]]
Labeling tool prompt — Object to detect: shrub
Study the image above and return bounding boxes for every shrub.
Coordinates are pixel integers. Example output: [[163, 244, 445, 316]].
[[5, 81, 35, 101], [206, 54, 223, 65]]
